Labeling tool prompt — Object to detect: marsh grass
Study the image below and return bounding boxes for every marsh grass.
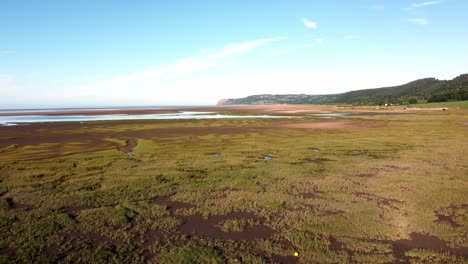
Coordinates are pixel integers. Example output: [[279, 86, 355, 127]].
[[0, 110, 467, 263]]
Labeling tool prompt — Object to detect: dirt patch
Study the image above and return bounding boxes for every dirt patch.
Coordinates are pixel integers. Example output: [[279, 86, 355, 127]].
[[322, 209, 346, 216], [329, 236, 349, 253], [64, 231, 119, 247], [117, 138, 138, 153], [354, 192, 406, 211], [178, 211, 274, 241], [281, 121, 356, 129], [61, 205, 95, 219], [152, 196, 195, 214], [460, 122, 468, 126], [5, 198, 36, 211], [0, 247, 16, 256], [435, 214, 460, 227], [270, 254, 299, 264], [356, 173, 376, 178], [390, 232, 468, 259], [434, 204, 467, 228]]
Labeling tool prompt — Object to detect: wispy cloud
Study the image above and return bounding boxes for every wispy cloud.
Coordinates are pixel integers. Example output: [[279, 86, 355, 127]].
[[404, 1, 442, 11], [411, 1, 441, 8], [302, 18, 317, 29], [315, 38, 325, 44], [408, 18, 429, 25], [59, 37, 283, 103], [207, 37, 283, 59], [344, 35, 354, 40]]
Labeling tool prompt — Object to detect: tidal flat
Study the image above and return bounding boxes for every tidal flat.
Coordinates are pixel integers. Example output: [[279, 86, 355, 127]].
[[0, 105, 467, 263]]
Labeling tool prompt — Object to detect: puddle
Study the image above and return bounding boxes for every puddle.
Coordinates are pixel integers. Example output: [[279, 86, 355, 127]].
[[352, 152, 377, 159], [309, 148, 321, 152], [263, 156, 272, 161], [127, 152, 134, 157], [177, 211, 274, 241], [390, 232, 468, 259], [210, 153, 221, 157], [310, 113, 351, 117]]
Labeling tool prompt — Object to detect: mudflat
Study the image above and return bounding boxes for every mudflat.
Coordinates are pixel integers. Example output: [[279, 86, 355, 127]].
[[0, 105, 467, 263]]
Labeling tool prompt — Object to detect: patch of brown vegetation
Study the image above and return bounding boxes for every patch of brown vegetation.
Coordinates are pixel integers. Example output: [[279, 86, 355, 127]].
[[281, 120, 356, 129], [293, 158, 334, 165], [356, 173, 376, 178], [460, 122, 468, 126], [301, 191, 324, 199], [0, 120, 270, 160]]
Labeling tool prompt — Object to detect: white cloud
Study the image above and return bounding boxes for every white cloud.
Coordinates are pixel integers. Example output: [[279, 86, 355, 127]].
[[404, 1, 442, 11], [344, 35, 354, 40], [302, 18, 317, 29], [315, 38, 325, 44], [408, 18, 429, 25], [207, 37, 283, 59], [46, 37, 283, 104], [411, 1, 441, 8]]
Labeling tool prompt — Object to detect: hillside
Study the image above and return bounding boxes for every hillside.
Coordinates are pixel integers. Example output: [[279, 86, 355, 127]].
[[218, 74, 468, 105]]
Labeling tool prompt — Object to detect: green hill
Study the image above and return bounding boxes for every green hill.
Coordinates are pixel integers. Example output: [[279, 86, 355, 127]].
[[218, 74, 468, 105]]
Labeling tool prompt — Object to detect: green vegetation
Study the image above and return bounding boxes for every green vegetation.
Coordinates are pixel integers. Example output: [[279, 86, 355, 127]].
[[0, 109, 467, 263], [218, 74, 468, 106], [411, 100, 468, 109]]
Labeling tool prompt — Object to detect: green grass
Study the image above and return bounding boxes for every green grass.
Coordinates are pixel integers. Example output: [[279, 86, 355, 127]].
[[412, 100, 468, 108], [0, 111, 467, 263]]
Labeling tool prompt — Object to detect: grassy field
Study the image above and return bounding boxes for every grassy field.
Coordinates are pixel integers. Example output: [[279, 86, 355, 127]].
[[412, 100, 468, 109], [0, 107, 467, 263]]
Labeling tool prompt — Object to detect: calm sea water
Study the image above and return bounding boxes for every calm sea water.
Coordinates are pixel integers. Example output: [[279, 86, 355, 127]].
[[0, 111, 292, 126]]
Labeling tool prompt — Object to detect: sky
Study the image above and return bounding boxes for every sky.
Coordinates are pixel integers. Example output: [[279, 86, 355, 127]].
[[1, 0, 467, 108]]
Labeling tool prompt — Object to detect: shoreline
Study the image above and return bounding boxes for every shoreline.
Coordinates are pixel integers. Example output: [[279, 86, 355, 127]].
[[0, 104, 434, 117]]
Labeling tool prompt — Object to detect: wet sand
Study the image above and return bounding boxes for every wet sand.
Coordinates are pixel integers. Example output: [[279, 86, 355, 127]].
[[0, 104, 424, 117]]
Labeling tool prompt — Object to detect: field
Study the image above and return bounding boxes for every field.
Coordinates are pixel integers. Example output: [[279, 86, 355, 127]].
[[0, 105, 467, 263], [412, 100, 468, 109]]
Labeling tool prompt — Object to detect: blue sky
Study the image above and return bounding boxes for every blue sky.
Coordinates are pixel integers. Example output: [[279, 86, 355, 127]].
[[1, 0, 467, 107]]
